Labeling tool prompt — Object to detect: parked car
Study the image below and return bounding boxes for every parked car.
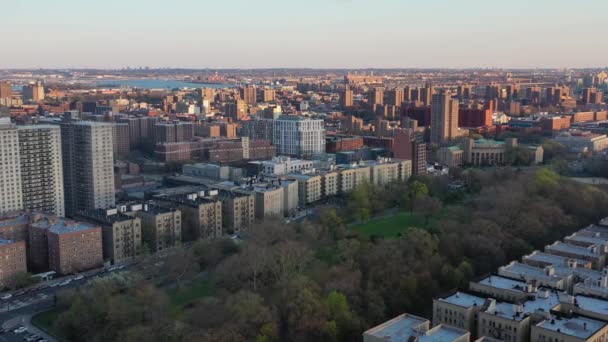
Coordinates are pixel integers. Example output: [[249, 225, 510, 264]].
[[1, 294, 13, 300], [73, 274, 84, 280], [58, 279, 72, 286], [13, 326, 27, 334]]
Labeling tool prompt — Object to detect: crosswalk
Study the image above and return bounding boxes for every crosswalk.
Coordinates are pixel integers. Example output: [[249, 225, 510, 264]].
[[1, 293, 48, 312]]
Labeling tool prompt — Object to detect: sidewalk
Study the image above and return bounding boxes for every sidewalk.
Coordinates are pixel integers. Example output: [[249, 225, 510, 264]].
[[3, 314, 57, 342]]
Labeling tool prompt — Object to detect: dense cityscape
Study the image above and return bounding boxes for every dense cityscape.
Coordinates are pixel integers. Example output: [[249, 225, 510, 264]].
[[3, 0, 608, 341]]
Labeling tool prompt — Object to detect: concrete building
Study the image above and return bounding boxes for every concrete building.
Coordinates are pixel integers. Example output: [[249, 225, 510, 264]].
[[531, 316, 608, 342], [280, 179, 299, 217], [554, 131, 608, 153], [155, 121, 194, 144], [17, 125, 65, 216], [134, 204, 182, 253], [545, 241, 605, 269], [498, 261, 571, 291], [290, 173, 323, 206], [431, 91, 459, 145], [253, 185, 284, 219], [463, 139, 511, 166], [273, 115, 325, 157], [22, 81, 44, 102], [112, 122, 131, 159], [363, 313, 470, 342], [250, 156, 314, 176], [321, 170, 339, 198], [0, 118, 23, 214], [337, 164, 372, 193], [61, 119, 115, 217], [183, 163, 244, 182], [438, 146, 465, 167], [433, 292, 488, 334], [241, 117, 274, 141], [76, 209, 142, 264], [218, 191, 255, 234], [156, 192, 223, 241], [365, 158, 411, 186], [469, 275, 534, 303], [0, 239, 26, 288]]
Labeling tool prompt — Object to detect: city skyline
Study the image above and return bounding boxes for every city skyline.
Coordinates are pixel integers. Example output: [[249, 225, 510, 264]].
[[4, 0, 608, 69]]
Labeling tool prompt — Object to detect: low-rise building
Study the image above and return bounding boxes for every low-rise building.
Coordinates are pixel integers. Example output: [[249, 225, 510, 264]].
[[280, 179, 299, 216], [545, 241, 605, 270], [156, 192, 222, 241], [218, 191, 255, 234], [438, 146, 465, 167], [531, 316, 608, 342], [0, 239, 26, 288], [469, 275, 535, 303], [337, 164, 371, 193], [363, 313, 470, 342], [253, 185, 284, 219], [290, 173, 323, 206], [46, 221, 103, 275], [498, 261, 572, 291], [433, 292, 488, 335], [133, 204, 182, 253], [76, 209, 143, 264]]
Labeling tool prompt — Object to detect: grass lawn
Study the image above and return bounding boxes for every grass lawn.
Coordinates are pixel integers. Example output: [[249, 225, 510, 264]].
[[166, 279, 213, 316], [31, 307, 64, 339], [351, 212, 425, 238]]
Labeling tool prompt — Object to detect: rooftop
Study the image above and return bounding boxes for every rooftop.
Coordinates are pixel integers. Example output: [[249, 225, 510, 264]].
[[31, 217, 97, 234], [546, 241, 600, 258], [0, 239, 19, 246], [476, 275, 529, 292], [573, 295, 608, 318], [363, 314, 469, 342], [536, 316, 605, 339], [523, 251, 590, 268], [439, 292, 487, 308]]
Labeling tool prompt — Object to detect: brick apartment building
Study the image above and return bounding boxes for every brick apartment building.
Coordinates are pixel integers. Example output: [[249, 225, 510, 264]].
[[0, 239, 26, 288]]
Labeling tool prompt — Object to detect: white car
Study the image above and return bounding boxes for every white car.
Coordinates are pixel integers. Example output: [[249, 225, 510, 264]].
[[1, 294, 12, 300], [73, 274, 84, 280], [13, 327, 27, 334]]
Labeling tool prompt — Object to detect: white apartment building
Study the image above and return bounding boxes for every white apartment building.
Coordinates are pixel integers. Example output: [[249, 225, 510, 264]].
[[0, 118, 23, 214], [273, 115, 325, 157], [17, 125, 65, 216]]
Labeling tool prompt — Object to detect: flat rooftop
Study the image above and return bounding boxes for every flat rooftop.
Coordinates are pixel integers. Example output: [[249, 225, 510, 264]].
[[476, 275, 529, 292], [524, 251, 589, 267], [31, 218, 97, 234], [573, 295, 608, 318], [421, 325, 469, 342], [537, 316, 605, 339], [566, 233, 608, 246], [364, 314, 427, 341], [485, 290, 560, 321], [499, 262, 567, 283], [545, 242, 600, 258], [439, 292, 487, 308]]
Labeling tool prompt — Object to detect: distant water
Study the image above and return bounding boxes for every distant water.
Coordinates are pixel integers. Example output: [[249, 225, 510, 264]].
[[92, 79, 232, 89], [10, 79, 232, 91]]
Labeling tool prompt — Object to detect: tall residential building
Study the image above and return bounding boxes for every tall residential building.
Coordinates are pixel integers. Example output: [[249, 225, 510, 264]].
[[273, 115, 326, 157], [61, 119, 115, 217], [341, 88, 354, 108], [240, 86, 257, 105], [0, 118, 23, 214], [112, 123, 130, 159], [431, 91, 459, 145], [22, 81, 44, 102], [386, 88, 405, 107], [261, 88, 276, 102], [0, 82, 12, 100], [17, 125, 65, 217], [155, 121, 194, 144], [225, 100, 247, 120], [369, 88, 384, 106], [420, 86, 434, 106]]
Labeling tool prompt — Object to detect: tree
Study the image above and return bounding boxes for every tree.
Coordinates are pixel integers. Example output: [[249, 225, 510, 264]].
[[404, 181, 429, 213], [163, 247, 199, 291], [413, 196, 443, 225]]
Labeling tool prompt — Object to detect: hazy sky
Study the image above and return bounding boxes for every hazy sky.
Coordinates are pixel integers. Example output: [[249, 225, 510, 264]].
[[3, 0, 607, 69]]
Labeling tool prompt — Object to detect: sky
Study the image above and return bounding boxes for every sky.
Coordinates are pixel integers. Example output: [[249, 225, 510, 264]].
[[2, 0, 607, 69]]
